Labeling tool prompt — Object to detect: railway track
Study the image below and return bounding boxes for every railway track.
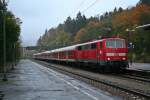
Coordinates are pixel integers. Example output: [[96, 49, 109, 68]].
[[125, 69, 150, 78], [33, 60, 150, 100], [117, 74, 150, 83], [110, 71, 150, 83], [117, 69, 150, 83]]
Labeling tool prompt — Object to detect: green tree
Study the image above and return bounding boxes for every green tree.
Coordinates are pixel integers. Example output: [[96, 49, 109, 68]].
[[118, 7, 123, 12], [55, 30, 71, 47], [114, 7, 117, 13], [140, 0, 150, 5], [0, 1, 21, 68], [64, 12, 87, 36]]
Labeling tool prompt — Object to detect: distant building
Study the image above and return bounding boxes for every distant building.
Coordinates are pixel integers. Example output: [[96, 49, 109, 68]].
[[21, 47, 38, 58]]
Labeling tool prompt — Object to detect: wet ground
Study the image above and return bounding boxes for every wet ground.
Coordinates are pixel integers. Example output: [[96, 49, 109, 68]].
[[0, 60, 120, 100], [129, 63, 150, 71]]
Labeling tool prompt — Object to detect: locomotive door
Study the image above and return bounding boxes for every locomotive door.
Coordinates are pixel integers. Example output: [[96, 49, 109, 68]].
[[97, 41, 103, 64], [76, 46, 82, 62]]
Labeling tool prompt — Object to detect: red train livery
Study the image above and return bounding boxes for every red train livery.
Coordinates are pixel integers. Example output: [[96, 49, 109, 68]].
[[34, 37, 128, 71]]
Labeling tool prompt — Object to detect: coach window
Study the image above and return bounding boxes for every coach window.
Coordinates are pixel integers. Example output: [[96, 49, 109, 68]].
[[68, 51, 72, 56], [91, 43, 96, 49], [62, 52, 64, 57], [65, 52, 68, 56]]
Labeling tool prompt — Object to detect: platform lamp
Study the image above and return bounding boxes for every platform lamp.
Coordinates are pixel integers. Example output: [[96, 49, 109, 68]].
[[125, 28, 135, 66], [1, 0, 9, 81]]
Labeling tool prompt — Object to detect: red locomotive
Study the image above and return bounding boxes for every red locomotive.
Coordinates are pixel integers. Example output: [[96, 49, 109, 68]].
[[34, 37, 128, 71]]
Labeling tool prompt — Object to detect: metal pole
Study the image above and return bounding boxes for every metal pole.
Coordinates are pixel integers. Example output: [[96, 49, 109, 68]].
[[2, 0, 8, 81], [11, 43, 15, 70]]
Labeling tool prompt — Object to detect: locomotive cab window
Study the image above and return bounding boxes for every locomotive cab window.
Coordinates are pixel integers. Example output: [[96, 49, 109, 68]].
[[106, 39, 126, 48]]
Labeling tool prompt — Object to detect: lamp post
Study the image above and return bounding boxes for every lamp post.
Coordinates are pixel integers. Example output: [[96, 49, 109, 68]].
[[125, 28, 135, 42], [125, 28, 135, 66], [11, 43, 16, 70], [1, 0, 8, 81]]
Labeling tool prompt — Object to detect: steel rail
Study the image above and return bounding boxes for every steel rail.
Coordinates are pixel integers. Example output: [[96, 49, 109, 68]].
[[118, 74, 150, 83]]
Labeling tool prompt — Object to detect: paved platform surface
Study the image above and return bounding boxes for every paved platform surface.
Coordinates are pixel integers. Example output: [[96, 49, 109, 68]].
[[129, 63, 150, 71], [0, 60, 120, 100]]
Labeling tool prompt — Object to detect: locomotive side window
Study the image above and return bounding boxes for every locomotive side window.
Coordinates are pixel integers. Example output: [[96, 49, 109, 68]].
[[83, 45, 90, 50], [91, 43, 96, 49], [78, 46, 82, 50]]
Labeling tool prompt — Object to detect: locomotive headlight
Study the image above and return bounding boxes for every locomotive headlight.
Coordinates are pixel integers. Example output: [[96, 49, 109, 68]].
[[107, 57, 110, 60], [122, 58, 126, 60]]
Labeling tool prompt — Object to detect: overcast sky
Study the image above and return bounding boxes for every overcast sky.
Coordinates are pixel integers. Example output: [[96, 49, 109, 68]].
[[8, 0, 139, 47]]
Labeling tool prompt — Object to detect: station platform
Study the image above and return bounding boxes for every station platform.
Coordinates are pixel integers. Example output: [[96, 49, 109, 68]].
[[0, 60, 119, 100], [128, 63, 150, 72]]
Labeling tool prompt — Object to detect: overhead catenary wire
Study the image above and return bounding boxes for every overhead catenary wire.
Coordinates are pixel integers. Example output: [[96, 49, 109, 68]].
[[81, 0, 100, 13], [74, 0, 87, 13], [71, 0, 87, 17], [71, 0, 100, 17]]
